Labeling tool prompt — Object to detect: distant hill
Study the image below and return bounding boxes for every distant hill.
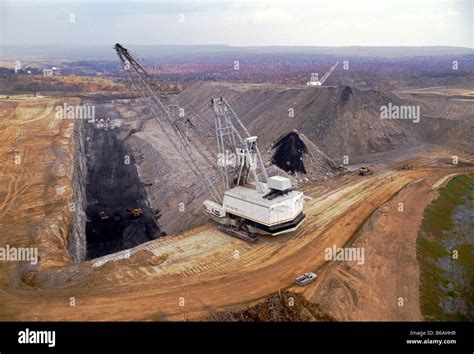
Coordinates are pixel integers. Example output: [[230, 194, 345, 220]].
[[1, 44, 473, 62]]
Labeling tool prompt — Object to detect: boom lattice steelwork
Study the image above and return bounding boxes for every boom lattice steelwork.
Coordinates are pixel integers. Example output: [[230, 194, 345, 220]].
[[212, 97, 268, 192], [114, 43, 222, 203]]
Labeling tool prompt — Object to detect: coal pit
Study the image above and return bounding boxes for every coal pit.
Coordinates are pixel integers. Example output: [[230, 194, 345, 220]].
[[84, 111, 161, 260]]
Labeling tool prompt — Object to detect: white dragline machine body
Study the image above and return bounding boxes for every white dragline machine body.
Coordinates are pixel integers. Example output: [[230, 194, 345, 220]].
[[114, 43, 305, 241], [204, 98, 305, 239]]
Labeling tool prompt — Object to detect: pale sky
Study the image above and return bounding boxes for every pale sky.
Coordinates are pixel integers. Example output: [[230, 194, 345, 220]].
[[1, 0, 473, 47]]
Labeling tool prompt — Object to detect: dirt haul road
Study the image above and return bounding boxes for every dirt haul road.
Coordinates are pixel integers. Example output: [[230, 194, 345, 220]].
[[2, 155, 472, 321]]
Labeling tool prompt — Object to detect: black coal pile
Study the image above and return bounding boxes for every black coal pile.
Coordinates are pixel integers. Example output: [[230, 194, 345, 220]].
[[271, 132, 308, 174], [341, 85, 353, 104]]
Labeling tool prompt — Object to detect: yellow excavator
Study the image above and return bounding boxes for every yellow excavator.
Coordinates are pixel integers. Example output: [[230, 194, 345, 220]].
[[126, 208, 143, 218]]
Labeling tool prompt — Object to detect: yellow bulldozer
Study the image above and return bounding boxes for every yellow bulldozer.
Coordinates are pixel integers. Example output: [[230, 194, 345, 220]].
[[126, 208, 143, 218], [359, 166, 373, 176]]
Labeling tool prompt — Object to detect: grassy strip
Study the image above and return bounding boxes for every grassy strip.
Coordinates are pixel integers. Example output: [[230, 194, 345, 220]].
[[417, 174, 474, 321]]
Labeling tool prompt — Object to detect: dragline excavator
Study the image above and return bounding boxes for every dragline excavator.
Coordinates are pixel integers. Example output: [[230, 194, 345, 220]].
[[114, 43, 305, 242], [307, 61, 339, 86]]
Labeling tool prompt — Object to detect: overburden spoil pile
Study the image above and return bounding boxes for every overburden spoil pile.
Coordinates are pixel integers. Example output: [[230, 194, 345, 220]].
[[178, 82, 420, 162]]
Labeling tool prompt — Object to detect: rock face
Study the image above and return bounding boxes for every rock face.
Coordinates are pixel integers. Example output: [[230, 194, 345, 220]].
[[68, 118, 87, 264]]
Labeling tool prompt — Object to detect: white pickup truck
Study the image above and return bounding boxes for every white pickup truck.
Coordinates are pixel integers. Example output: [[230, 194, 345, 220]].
[[295, 272, 317, 286]]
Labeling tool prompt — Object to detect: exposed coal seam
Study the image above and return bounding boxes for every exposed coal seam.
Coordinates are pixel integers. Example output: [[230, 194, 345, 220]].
[[84, 125, 160, 260]]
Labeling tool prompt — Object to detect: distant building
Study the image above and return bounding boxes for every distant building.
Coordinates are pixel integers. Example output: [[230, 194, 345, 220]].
[[43, 67, 61, 76]]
